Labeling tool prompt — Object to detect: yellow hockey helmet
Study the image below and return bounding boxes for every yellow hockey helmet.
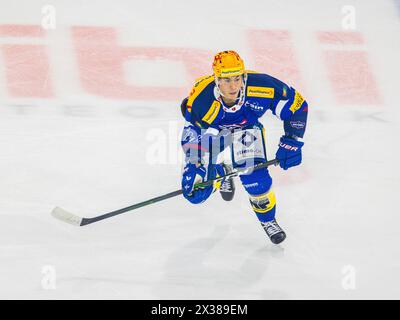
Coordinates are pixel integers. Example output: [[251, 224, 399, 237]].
[[212, 50, 245, 78]]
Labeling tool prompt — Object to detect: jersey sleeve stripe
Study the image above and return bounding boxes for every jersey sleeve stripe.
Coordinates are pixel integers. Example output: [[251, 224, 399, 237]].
[[274, 99, 287, 119], [202, 101, 221, 125]]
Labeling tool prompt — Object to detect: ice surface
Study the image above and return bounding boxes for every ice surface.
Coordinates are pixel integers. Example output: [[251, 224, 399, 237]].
[[0, 0, 399, 299]]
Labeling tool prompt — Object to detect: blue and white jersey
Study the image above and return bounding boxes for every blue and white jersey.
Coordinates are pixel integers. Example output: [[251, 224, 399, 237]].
[[181, 71, 308, 158]]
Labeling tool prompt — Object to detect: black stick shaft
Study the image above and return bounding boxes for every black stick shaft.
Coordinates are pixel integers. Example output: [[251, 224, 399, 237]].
[[80, 159, 279, 226], [80, 189, 183, 225]]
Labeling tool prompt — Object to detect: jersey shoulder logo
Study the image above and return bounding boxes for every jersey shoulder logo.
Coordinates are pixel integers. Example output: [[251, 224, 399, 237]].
[[289, 91, 305, 113]]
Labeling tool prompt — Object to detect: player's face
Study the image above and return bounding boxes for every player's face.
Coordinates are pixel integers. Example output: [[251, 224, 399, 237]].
[[217, 75, 243, 100]]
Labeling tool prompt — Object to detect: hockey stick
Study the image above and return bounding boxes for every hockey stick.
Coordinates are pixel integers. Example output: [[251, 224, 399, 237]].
[[51, 159, 279, 226]]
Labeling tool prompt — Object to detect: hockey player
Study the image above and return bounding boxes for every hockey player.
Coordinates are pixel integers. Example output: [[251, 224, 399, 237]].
[[180, 51, 308, 244]]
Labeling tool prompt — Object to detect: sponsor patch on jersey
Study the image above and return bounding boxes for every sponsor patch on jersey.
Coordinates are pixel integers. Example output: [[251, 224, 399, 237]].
[[289, 91, 305, 113], [245, 101, 263, 111], [202, 101, 221, 124], [290, 120, 305, 129], [240, 131, 257, 147], [247, 86, 274, 98]]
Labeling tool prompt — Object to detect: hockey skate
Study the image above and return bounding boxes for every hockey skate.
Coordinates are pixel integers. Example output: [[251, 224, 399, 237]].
[[261, 219, 286, 244], [219, 163, 235, 201]]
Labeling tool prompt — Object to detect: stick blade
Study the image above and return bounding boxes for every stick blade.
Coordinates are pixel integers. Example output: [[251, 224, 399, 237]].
[[51, 206, 83, 226]]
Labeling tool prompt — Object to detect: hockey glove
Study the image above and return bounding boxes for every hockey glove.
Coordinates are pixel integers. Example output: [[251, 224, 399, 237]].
[[182, 163, 225, 204], [275, 136, 304, 170], [182, 163, 213, 204]]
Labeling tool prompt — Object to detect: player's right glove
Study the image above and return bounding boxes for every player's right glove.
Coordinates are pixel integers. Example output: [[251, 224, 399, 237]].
[[182, 163, 213, 204], [181, 163, 225, 204]]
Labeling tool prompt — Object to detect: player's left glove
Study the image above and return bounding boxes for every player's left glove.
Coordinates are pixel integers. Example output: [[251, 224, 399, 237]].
[[275, 136, 304, 170]]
